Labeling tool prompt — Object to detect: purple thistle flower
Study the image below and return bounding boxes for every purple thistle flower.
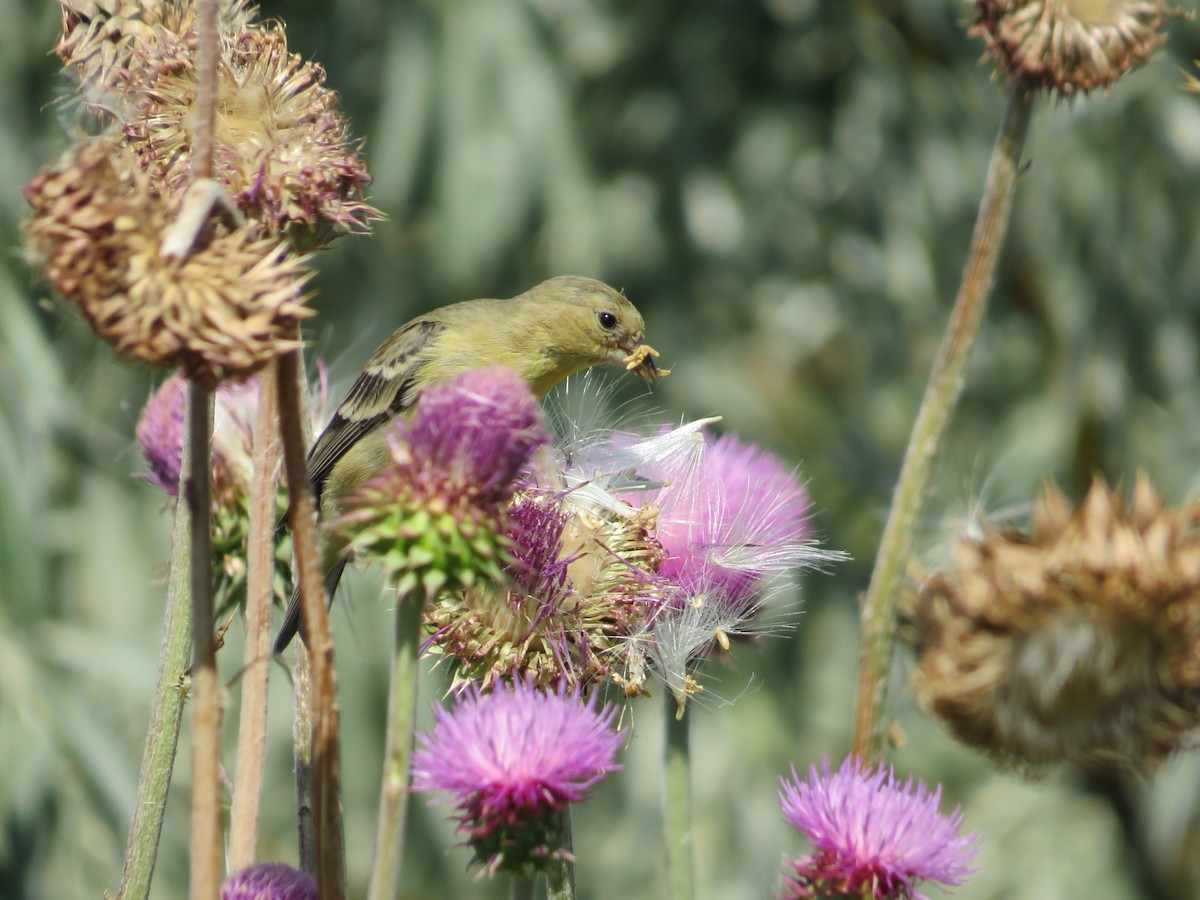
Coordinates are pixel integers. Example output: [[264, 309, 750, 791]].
[[654, 432, 812, 606], [337, 368, 550, 598], [221, 862, 317, 900], [394, 366, 550, 508], [779, 756, 980, 900], [412, 678, 623, 874], [503, 495, 572, 605], [136, 374, 187, 494], [135, 373, 262, 497]]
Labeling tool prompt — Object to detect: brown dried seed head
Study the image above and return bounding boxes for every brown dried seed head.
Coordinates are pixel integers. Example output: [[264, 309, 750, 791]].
[[970, 0, 1176, 97], [124, 22, 376, 246], [24, 139, 313, 382], [902, 475, 1200, 771], [55, 0, 250, 93]]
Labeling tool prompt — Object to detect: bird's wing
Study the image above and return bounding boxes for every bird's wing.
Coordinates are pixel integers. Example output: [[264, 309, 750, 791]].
[[307, 318, 445, 496]]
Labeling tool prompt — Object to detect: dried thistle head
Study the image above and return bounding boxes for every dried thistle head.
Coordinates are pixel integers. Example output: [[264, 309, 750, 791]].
[[54, 0, 375, 247], [123, 21, 375, 246], [56, 0, 250, 97], [970, 0, 1177, 97], [23, 138, 312, 382], [902, 475, 1200, 771]]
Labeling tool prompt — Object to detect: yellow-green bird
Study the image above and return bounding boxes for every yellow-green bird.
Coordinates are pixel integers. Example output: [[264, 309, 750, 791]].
[[274, 275, 660, 653]]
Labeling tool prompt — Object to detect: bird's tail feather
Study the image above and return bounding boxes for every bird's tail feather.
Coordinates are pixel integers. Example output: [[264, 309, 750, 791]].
[[273, 558, 348, 654]]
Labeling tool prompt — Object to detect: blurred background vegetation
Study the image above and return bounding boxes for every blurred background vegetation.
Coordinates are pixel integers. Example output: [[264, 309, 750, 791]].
[[4, 0, 1200, 897]]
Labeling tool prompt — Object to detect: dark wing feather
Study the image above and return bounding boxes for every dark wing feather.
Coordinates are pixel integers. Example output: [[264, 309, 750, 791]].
[[306, 318, 445, 497]]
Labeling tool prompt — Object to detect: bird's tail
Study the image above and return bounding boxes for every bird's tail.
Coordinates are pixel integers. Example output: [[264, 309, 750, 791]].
[[273, 558, 348, 654]]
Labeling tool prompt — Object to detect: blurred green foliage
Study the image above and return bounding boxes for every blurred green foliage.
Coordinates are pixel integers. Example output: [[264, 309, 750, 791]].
[[5, 0, 1200, 897]]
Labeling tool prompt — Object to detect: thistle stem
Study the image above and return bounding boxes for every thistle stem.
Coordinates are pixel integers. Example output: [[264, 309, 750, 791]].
[[850, 82, 1034, 761], [664, 696, 694, 900], [282, 339, 318, 872], [228, 361, 281, 872], [187, 381, 221, 900], [544, 808, 576, 900], [114, 409, 196, 900], [367, 591, 424, 900], [278, 349, 346, 898], [293, 645, 316, 871]]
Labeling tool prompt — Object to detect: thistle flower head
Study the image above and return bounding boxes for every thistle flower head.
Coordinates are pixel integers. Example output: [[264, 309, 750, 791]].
[[137, 374, 188, 494], [401, 367, 550, 507], [334, 368, 549, 600], [653, 431, 812, 607], [53, 0, 375, 246], [427, 490, 656, 689], [902, 475, 1200, 770], [427, 495, 574, 687], [56, 0, 248, 93], [221, 862, 317, 900], [971, 0, 1177, 97], [634, 429, 836, 708], [23, 139, 312, 382], [779, 756, 979, 900], [124, 21, 376, 245], [136, 372, 287, 609], [412, 679, 623, 876]]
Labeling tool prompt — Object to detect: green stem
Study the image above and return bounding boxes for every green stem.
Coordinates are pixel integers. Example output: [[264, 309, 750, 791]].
[[187, 381, 221, 900], [664, 695, 694, 900], [544, 808, 575, 900], [366, 592, 424, 900], [114, 405, 196, 900], [850, 82, 1034, 762], [227, 361, 281, 872]]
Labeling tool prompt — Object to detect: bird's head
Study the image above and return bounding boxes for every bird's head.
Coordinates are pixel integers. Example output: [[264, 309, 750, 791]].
[[525, 275, 661, 384]]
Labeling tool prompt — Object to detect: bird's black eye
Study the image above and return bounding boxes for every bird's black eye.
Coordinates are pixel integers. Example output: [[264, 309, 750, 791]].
[[598, 310, 618, 330]]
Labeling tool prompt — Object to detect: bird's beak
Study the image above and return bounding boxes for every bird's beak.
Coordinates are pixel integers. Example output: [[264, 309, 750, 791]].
[[613, 339, 665, 383]]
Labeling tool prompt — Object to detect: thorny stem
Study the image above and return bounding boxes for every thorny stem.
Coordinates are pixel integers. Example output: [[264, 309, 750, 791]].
[[367, 591, 424, 900], [114, 407, 195, 900], [278, 348, 346, 898], [227, 361, 281, 871], [186, 3, 223, 897], [664, 696, 694, 900], [850, 82, 1034, 761]]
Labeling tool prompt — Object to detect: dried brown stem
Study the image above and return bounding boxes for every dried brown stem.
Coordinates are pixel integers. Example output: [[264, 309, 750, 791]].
[[185, 3, 224, 897], [187, 380, 221, 900], [277, 348, 346, 898], [227, 361, 281, 871]]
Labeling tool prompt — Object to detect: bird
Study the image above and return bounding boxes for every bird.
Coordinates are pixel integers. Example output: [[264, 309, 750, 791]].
[[273, 274, 660, 653]]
